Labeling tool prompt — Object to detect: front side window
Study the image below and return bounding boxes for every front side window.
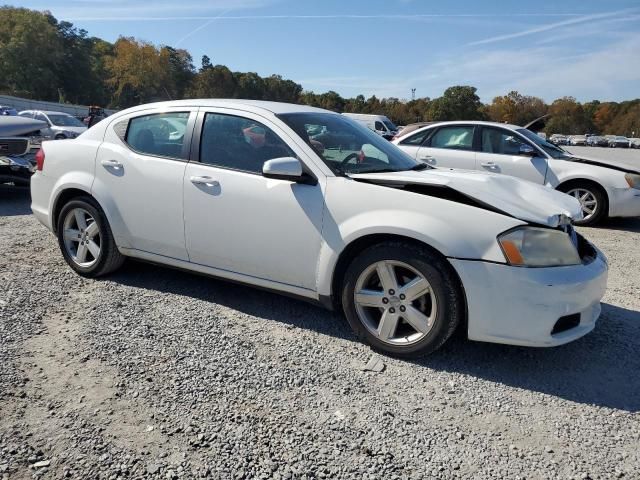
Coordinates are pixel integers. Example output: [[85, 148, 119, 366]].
[[35, 113, 48, 123], [200, 113, 294, 174], [481, 127, 529, 155], [374, 121, 385, 131], [278, 112, 422, 175], [430, 126, 474, 150], [126, 112, 189, 159]]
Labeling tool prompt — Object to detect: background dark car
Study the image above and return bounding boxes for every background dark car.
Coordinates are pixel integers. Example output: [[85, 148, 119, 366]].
[[608, 135, 630, 148]]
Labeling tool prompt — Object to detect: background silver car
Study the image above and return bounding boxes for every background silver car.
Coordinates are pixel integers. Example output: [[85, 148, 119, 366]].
[[18, 110, 87, 140]]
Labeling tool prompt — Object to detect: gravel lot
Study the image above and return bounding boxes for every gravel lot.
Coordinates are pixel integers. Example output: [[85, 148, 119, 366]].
[[1, 153, 640, 479]]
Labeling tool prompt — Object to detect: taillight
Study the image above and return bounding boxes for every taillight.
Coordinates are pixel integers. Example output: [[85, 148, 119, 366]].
[[35, 148, 45, 171]]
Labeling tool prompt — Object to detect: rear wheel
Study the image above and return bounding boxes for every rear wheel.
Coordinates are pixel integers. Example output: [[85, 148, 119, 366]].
[[341, 242, 463, 358], [56, 197, 125, 277], [559, 182, 607, 226]]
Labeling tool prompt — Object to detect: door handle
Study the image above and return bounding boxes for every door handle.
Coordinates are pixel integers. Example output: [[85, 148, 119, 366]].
[[480, 162, 498, 169], [101, 159, 122, 168], [190, 175, 219, 187], [419, 155, 435, 163]]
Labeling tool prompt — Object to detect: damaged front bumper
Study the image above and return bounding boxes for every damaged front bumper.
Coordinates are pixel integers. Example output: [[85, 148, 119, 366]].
[[450, 242, 608, 347]]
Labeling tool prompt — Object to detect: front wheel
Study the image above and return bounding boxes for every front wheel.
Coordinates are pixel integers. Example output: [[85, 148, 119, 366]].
[[559, 183, 607, 226], [341, 242, 464, 358], [56, 197, 125, 277]]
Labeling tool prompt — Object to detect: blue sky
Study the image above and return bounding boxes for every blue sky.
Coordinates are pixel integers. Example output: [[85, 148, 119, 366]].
[[12, 0, 640, 102]]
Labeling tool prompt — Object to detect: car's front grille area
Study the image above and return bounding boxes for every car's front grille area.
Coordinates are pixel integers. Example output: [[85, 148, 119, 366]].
[[551, 313, 581, 335], [0, 138, 29, 156]]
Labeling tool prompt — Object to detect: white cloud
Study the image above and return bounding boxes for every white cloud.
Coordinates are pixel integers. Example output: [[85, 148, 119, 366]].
[[466, 8, 637, 46]]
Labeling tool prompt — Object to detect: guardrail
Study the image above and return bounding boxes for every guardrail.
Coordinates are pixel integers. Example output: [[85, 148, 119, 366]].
[[0, 94, 117, 117]]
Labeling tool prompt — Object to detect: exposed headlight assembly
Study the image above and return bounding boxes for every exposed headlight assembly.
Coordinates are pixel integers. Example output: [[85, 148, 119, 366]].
[[498, 227, 581, 267], [625, 173, 640, 190]]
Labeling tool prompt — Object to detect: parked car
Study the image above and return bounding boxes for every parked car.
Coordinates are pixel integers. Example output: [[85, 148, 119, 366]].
[[586, 135, 607, 147], [30, 99, 607, 357], [570, 135, 587, 146], [342, 113, 398, 140], [628, 138, 640, 149], [393, 120, 640, 225], [549, 134, 568, 145], [0, 116, 46, 185], [0, 105, 18, 116], [18, 110, 87, 140], [608, 135, 630, 148]]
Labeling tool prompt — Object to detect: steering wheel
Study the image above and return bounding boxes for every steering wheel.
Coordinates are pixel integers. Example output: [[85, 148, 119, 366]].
[[340, 152, 360, 167]]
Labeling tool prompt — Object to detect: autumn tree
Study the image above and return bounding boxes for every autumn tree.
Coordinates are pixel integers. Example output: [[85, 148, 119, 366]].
[[486, 91, 547, 126]]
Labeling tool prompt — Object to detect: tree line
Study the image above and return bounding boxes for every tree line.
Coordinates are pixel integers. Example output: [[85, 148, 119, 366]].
[[1, 6, 639, 136]]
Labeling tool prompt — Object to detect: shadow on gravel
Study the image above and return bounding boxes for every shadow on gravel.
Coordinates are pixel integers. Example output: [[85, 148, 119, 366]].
[[0, 184, 32, 216], [596, 217, 640, 233], [109, 260, 353, 340], [109, 261, 640, 412], [421, 303, 640, 412]]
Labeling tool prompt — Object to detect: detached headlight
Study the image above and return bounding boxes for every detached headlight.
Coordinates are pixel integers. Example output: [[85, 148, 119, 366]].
[[625, 173, 640, 190], [498, 227, 581, 267]]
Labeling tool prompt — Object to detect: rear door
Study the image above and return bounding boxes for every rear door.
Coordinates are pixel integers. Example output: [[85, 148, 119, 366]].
[[475, 126, 547, 184], [415, 125, 477, 169], [93, 108, 196, 260]]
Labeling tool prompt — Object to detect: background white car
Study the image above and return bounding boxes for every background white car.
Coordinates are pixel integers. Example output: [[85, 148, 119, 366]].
[[394, 121, 640, 225], [31, 100, 607, 357], [19, 110, 87, 140]]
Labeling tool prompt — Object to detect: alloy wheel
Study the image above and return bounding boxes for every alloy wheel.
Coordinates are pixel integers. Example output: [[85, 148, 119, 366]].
[[62, 207, 101, 267], [567, 188, 598, 222], [354, 260, 437, 345]]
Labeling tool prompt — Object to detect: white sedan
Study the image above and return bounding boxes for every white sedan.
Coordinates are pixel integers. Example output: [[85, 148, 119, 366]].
[[394, 121, 640, 225], [30, 100, 607, 357]]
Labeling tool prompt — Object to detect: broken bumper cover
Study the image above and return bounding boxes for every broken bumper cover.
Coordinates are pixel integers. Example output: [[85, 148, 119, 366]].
[[449, 245, 608, 347]]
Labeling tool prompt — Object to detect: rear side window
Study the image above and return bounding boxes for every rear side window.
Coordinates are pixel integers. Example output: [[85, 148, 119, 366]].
[[399, 128, 432, 146], [481, 127, 528, 155], [125, 112, 189, 159], [430, 126, 474, 150], [199, 113, 294, 174]]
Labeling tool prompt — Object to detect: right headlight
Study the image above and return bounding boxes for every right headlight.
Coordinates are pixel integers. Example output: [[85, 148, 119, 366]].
[[498, 227, 581, 267], [625, 173, 640, 190]]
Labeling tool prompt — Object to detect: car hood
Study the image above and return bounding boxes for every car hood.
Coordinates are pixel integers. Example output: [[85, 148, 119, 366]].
[[349, 169, 582, 227], [564, 154, 640, 174], [0, 116, 47, 136]]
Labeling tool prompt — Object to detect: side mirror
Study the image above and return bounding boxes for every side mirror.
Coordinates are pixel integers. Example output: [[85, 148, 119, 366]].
[[262, 157, 317, 185], [518, 144, 536, 156]]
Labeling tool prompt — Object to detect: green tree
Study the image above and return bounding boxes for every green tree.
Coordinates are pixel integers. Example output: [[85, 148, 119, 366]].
[[428, 86, 485, 121], [0, 7, 63, 100]]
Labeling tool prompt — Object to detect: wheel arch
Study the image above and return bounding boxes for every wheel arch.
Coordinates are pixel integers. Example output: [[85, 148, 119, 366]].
[[555, 178, 610, 215], [328, 233, 468, 335], [51, 187, 95, 233]]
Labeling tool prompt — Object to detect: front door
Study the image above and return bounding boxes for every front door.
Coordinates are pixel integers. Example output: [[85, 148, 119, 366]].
[[475, 126, 548, 184], [183, 110, 324, 290], [93, 109, 194, 260]]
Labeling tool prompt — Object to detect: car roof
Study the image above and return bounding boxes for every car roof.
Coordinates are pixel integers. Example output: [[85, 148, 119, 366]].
[[395, 120, 524, 140], [119, 99, 332, 116], [20, 110, 73, 116]]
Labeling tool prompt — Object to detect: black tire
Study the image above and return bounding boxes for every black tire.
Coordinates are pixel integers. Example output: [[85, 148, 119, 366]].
[[54, 134, 66, 140], [558, 182, 608, 226], [341, 241, 464, 358], [56, 196, 125, 277]]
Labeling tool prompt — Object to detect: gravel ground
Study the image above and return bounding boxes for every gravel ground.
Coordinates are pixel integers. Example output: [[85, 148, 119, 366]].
[[1, 182, 639, 480]]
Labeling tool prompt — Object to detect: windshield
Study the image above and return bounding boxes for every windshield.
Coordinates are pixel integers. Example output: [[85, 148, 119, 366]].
[[383, 119, 398, 132], [48, 114, 85, 127], [517, 128, 573, 159], [278, 112, 421, 175]]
